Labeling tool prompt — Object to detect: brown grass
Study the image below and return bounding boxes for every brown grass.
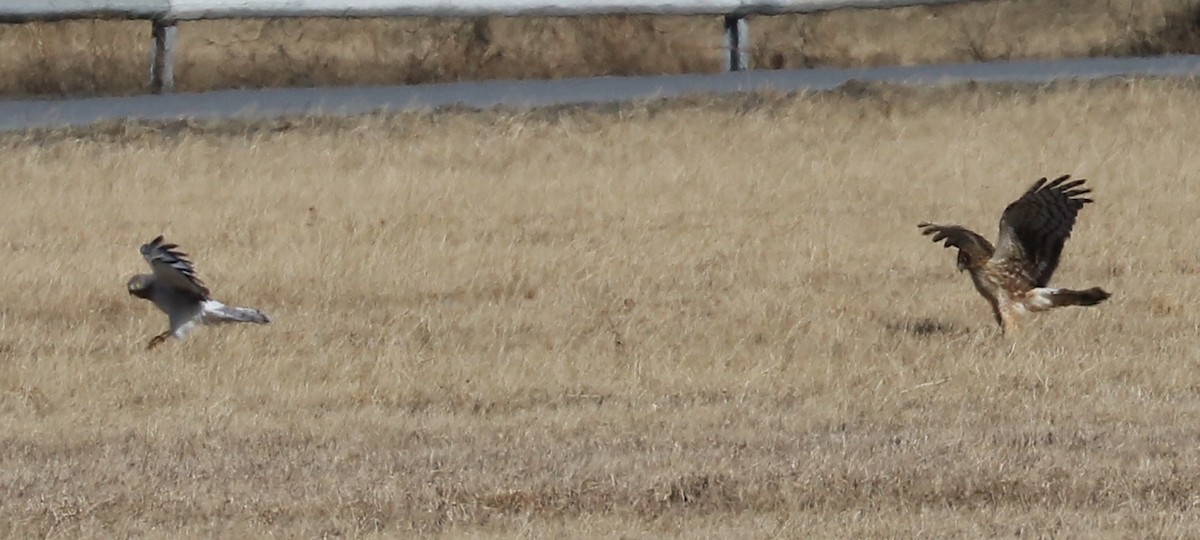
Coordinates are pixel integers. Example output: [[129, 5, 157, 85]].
[[1, 77, 1199, 536], [1, 0, 1199, 96]]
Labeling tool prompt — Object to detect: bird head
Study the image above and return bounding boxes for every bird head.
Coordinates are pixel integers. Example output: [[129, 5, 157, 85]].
[[956, 250, 973, 272], [127, 274, 153, 299]]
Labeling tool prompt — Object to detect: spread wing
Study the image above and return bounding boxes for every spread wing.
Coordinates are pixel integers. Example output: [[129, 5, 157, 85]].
[[917, 223, 995, 266], [140, 235, 210, 300], [992, 175, 1092, 287]]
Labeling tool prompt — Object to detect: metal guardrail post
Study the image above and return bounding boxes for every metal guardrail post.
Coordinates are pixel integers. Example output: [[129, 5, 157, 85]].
[[150, 19, 177, 93], [723, 15, 748, 72]]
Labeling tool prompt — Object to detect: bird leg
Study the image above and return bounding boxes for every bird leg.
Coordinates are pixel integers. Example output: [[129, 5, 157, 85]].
[[147, 332, 171, 350], [997, 305, 1021, 335]]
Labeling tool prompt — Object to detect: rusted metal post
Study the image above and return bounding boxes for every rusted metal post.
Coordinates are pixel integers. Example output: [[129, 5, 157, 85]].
[[150, 19, 177, 93], [723, 14, 749, 72]]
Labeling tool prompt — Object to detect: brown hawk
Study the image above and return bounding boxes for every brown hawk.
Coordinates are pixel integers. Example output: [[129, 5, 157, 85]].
[[918, 175, 1110, 332]]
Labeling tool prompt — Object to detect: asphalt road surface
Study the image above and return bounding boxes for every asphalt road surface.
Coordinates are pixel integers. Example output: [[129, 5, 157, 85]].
[[1, 54, 1197, 131]]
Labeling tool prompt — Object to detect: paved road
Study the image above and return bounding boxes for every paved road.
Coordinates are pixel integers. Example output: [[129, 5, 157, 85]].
[[1, 55, 1198, 131]]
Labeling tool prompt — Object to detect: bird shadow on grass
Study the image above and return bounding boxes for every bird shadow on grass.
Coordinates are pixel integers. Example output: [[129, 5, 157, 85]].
[[885, 317, 967, 338]]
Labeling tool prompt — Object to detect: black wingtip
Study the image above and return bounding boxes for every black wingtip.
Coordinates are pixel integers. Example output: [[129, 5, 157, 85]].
[[1029, 174, 1093, 207], [1046, 174, 1072, 187]]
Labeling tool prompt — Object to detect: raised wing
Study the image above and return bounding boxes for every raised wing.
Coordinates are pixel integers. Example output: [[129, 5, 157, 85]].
[[140, 235, 210, 300], [917, 222, 995, 266], [992, 175, 1092, 286]]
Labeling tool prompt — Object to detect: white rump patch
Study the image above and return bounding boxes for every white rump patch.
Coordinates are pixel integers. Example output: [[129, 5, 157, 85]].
[[172, 319, 201, 340], [1027, 288, 1061, 311]]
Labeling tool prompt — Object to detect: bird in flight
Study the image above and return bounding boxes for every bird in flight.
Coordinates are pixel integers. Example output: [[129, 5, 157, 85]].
[[127, 235, 270, 349], [918, 175, 1110, 333]]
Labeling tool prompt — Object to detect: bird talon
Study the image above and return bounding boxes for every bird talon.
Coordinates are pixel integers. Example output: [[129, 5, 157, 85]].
[[147, 334, 168, 350]]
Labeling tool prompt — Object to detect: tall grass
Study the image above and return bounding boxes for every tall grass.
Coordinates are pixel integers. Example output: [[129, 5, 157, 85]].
[[1, 78, 1199, 536]]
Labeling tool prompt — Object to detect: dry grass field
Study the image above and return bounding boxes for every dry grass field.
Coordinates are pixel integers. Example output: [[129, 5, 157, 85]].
[[1, 0, 1199, 96], [1, 77, 1200, 536]]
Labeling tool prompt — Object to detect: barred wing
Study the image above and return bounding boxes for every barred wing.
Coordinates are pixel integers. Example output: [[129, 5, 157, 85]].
[[992, 175, 1092, 287], [140, 235, 210, 300], [917, 222, 995, 266]]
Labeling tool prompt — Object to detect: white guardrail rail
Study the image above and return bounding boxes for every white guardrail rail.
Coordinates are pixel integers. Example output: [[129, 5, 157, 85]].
[[1, 0, 978, 93]]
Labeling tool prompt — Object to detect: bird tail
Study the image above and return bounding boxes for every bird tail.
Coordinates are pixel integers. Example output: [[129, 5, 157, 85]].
[[201, 300, 271, 325], [1048, 287, 1111, 307]]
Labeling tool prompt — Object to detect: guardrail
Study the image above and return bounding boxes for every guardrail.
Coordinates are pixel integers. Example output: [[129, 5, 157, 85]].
[[1, 0, 979, 93]]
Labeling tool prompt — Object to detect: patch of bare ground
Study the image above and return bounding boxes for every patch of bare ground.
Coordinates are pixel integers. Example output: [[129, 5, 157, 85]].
[[0, 0, 1198, 96], [1, 78, 1200, 535]]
